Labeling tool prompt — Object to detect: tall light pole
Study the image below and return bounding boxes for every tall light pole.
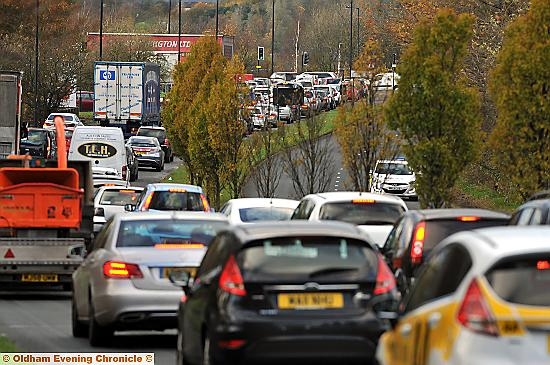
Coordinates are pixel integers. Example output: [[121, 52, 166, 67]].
[[34, 0, 39, 125], [356, 7, 360, 58], [168, 0, 171, 33], [271, 0, 275, 76], [215, 0, 219, 37], [99, 0, 104, 60], [349, 0, 354, 106], [178, 0, 182, 62]]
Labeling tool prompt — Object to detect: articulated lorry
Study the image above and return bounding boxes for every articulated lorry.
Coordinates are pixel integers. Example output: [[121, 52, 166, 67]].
[[0, 118, 94, 289], [0, 71, 23, 159], [94, 61, 161, 137]]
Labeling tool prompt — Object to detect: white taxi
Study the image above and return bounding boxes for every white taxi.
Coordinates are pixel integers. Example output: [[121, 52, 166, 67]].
[[376, 226, 550, 365]]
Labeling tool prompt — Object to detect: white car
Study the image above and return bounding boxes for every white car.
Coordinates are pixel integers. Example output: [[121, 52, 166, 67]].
[[371, 158, 417, 200], [376, 226, 550, 365], [372, 72, 400, 90], [251, 106, 266, 129], [219, 198, 299, 224], [43, 112, 84, 129], [93, 186, 143, 233], [290, 192, 407, 247]]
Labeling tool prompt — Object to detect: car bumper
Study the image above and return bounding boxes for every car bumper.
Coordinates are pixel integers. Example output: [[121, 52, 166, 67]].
[[136, 156, 162, 168], [209, 311, 384, 363], [93, 281, 182, 330]]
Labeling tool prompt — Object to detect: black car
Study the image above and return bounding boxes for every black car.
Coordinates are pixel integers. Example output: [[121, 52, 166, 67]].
[[137, 126, 173, 163], [19, 128, 57, 159], [508, 198, 550, 225], [172, 221, 398, 365], [381, 208, 510, 293]]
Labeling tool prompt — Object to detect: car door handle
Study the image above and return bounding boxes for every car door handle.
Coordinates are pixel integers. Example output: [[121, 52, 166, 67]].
[[428, 312, 442, 329], [400, 323, 412, 337]]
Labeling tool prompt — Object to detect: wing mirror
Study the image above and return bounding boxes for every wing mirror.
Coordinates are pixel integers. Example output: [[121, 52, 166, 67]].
[[168, 271, 192, 290], [124, 204, 136, 212]]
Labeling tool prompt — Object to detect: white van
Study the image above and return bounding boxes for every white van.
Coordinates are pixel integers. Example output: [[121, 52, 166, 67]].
[[68, 126, 128, 181]]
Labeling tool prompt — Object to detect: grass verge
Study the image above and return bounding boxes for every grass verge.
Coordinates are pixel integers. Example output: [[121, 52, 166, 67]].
[[452, 176, 521, 213], [0, 335, 18, 352]]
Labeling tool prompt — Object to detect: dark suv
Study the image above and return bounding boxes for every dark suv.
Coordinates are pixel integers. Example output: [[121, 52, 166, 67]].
[[136, 126, 173, 163], [381, 208, 509, 294], [19, 128, 57, 159]]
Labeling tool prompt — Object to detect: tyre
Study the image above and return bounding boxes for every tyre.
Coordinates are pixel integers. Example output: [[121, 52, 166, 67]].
[[71, 296, 87, 338], [176, 330, 192, 365], [170, 153, 175, 162], [156, 163, 163, 172], [88, 302, 113, 347]]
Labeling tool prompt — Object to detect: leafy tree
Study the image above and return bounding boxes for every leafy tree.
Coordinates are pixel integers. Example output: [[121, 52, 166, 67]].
[[488, 0, 550, 198], [386, 9, 481, 208]]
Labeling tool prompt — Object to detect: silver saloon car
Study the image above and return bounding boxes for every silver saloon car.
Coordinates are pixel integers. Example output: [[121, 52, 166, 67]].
[[72, 211, 228, 346]]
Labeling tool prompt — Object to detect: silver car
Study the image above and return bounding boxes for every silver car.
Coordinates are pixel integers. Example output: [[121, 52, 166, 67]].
[[72, 211, 228, 346], [93, 186, 143, 233]]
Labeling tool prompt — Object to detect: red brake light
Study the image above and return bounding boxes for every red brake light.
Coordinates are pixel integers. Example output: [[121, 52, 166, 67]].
[[103, 261, 143, 279], [410, 221, 426, 265], [219, 255, 246, 296], [537, 260, 550, 270], [457, 279, 499, 336], [122, 165, 127, 180], [164, 138, 169, 145], [458, 216, 480, 222], [218, 339, 246, 349], [374, 255, 396, 295]]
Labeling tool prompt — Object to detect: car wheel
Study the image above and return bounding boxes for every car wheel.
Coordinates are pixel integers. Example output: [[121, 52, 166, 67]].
[[88, 301, 113, 347], [71, 296, 87, 338], [156, 163, 163, 172], [170, 153, 175, 162]]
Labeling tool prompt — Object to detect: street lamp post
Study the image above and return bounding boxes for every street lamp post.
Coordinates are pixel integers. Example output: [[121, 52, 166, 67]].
[[34, 0, 39, 125], [271, 0, 275, 76], [349, 0, 354, 106], [178, 0, 182, 62], [356, 7, 360, 58], [215, 0, 219, 37], [168, 0, 171, 33], [99, 0, 104, 60]]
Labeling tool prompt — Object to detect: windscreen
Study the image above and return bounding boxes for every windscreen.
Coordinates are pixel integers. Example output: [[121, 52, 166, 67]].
[[486, 256, 550, 306], [423, 219, 508, 251], [239, 207, 295, 222], [239, 237, 377, 281], [99, 189, 140, 206], [375, 163, 413, 175], [129, 137, 156, 147], [47, 115, 73, 121], [137, 129, 165, 141], [148, 191, 205, 211], [117, 219, 227, 247], [319, 202, 405, 225], [25, 130, 46, 143]]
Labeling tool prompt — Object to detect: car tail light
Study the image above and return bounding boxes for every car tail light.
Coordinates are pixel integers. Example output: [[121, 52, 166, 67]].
[[164, 138, 170, 146], [103, 261, 143, 279], [457, 279, 498, 336], [374, 255, 396, 295], [410, 221, 426, 265], [537, 260, 550, 270], [219, 255, 246, 296], [200, 194, 210, 212], [122, 165, 127, 180], [218, 339, 246, 349], [458, 216, 480, 222]]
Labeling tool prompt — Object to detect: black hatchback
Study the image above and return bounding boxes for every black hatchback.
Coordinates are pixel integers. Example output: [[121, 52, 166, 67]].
[[171, 221, 398, 365]]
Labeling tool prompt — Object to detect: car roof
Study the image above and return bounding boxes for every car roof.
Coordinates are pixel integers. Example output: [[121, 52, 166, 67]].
[[138, 126, 166, 131], [47, 112, 78, 117], [304, 191, 407, 207], [117, 211, 228, 222], [230, 221, 371, 244], [442, 226, 550, 261], [129, 136, 157, 142], [412, 208, 510, 220], [145, 183, 204, 193], [226, 198, 299, 209], [516, 198, 550, 209], [96, 185, 143, 193]]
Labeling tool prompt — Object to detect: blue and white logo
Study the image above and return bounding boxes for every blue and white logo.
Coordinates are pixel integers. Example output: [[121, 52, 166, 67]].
[[99, 70, 116, 80]]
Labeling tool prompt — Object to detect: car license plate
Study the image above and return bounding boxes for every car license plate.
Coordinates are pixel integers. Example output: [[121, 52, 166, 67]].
[[278, 292, 344, 309], [21, 274, 58, 282], [160, 267, 196, 279], [135, 151, 144, 156]]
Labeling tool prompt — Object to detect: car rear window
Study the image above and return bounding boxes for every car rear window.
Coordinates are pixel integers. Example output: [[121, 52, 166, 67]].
[[486, 256, 550, 306], [423, 219, 508, 251], [148, 191, 205, 211], [319, 202, 405, 225], [239, 207, 295, 222], [99, 189, 140, 206], [117, 219, 227, 247], [239, 237, 377, 282], [137, 129, 165, 140]]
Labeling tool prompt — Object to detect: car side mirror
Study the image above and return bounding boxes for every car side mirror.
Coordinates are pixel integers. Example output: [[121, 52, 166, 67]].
[[124, 204, 135, 212], [377, 311, 400, 329], [168, 271, 191, 289]]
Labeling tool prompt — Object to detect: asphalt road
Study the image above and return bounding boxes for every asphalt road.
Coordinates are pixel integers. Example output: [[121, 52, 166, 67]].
[[0, 159, 183, 362]]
